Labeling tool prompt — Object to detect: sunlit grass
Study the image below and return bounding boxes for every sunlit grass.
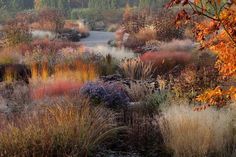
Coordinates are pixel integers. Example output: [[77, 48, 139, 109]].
[[0, 101, 117, 157], [30, 60, 98, 83]]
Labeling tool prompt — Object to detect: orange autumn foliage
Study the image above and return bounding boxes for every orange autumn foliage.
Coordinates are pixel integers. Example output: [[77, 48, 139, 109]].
[[195, 86, 236, 110], [167, 1, 236, 108]]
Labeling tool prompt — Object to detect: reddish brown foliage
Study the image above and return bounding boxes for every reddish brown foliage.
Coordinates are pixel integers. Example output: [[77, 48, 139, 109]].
[[31, 81, 83, 100], [140, 51, 192, 74]]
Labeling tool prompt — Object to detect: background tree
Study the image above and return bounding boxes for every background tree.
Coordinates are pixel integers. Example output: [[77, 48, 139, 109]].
[[35, 0, 70, 11], [1, 0, 34, 11], [2, 19, 32, 47], [88, 0, 118, 10], [69, 0, 88, 8], [139, 0, 168, 10], [38, 8, 65, 32]]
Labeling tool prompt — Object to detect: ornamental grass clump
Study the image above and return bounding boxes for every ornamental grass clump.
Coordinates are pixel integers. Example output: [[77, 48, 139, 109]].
[[158, 105, 235, 157], [120, 58, 154, 80], [0, 101, 117, 157], [125, 81, 155, 102]]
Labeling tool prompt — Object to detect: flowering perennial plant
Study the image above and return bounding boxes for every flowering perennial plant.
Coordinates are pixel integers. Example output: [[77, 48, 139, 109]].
[[80, 81, 130, 109]]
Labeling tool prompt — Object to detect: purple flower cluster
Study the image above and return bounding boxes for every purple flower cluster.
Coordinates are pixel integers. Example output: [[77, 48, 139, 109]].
[[80, 81, 130, 109]]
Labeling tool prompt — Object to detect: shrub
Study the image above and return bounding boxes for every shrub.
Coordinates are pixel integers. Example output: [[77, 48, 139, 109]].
[[119, 58, 154, 80], [122, 9, 184, 44], [144, 40, 162, 51], [80, 81, 130, 109], [158, 105, 235, 157], [34, 8, 65, 32], [77, 8, 102, 22], [107, 24, 119, 32], [31, 81, 83, 100], [96, 54, 119, 76], [154, 10, 184, 42], [101, 9, 124, 24], [162, 52, 222, 101], [144, 90, 169, 115], [70, 9, 80, 20], [135, 25, 156, 43], [0, 81, 31, 114], [77, 8, 102, 29], [140, 51, 192, 75], [2, 20, 32, 47], [0, 102, 117, 157], [169, 63, 222, 102], [123, 35, 145, 50], [20, 39, 78, 55], [64, 20, 89, 34], [0, 51, 22, 64]]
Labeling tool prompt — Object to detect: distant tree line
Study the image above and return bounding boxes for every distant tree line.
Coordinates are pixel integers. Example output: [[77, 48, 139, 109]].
[[1, 0, 167, 11], [0, 0, 34, 11], [0, 0, 169, 23], [139, 0, 167, 9]]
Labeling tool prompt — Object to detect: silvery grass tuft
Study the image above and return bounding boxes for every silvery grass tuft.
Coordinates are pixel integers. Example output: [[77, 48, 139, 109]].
[[158, 105, 235, 157]]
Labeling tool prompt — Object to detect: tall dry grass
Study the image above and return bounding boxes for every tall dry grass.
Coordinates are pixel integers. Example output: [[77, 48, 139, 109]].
[[0, 101, 117, 157], [53, 61, 97, 82], [120, 58, 153, 80], [125, 81, 154, 102], [135, 25, 157, 42], [30, 60, 98, 83], [158, 105, 235, 157]]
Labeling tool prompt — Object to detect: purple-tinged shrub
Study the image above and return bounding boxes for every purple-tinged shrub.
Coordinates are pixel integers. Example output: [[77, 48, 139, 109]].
[[80, 81, 130, 109]]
